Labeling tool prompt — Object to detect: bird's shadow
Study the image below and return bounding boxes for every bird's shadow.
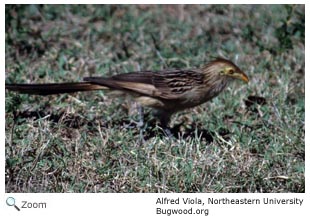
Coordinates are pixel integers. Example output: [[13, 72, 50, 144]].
[[8, 110, 231, 144], [140, 119, 213, 143]]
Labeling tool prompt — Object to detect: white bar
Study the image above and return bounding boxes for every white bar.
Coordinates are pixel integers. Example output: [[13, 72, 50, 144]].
[[1, 193, 307, 218]]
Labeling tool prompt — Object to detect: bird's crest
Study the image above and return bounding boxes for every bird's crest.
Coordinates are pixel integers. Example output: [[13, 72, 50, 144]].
[[205, 57, 243, 73]]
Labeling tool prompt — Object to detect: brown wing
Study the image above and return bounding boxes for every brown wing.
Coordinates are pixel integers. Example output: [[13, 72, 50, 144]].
[[84, 71, 158, 97], [152, 69, 204, 99], [84, 69, 204, 100]]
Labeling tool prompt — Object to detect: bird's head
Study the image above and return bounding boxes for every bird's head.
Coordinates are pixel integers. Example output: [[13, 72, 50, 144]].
[[203, 57, 249, 83]]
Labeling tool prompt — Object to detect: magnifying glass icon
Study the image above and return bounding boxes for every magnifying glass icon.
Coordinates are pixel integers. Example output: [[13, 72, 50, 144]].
[[6, 197, 20, 211]]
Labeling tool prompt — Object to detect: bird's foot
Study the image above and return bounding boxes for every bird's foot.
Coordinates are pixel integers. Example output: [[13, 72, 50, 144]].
[[123, 117, 144, 129], [162, 127, 174, 138]]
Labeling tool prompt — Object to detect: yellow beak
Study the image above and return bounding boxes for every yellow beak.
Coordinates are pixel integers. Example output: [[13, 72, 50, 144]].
[[235, 72, 249, 83]]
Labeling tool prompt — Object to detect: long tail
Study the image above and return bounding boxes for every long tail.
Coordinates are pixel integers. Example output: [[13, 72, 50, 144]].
[[5, 82, 106, 95]]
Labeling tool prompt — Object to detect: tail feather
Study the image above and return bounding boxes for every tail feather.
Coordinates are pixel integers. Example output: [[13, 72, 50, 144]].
[[5, 82, 105, 95]]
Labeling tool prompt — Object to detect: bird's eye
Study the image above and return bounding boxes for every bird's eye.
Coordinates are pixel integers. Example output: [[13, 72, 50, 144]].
[[228, 69, 234, 74]]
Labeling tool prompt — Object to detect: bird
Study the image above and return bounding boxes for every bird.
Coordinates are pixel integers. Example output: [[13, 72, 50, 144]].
[[6, 57, 249, 135]]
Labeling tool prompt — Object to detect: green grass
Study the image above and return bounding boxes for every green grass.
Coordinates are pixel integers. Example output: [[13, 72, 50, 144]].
[[5, 4, 304, 192]]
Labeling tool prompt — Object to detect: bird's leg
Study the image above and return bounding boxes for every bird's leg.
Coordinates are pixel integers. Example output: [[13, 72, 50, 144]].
[[157, 110, 173, 137], [137, 105, 146, 142], [163, 127, 173, 138], [137, 105, 144, 129], [124, 104, 144, 129], [123, 104, 146, 143]]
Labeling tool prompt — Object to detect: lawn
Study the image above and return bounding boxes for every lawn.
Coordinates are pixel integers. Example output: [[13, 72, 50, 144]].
[[5, 5, 304, 192]]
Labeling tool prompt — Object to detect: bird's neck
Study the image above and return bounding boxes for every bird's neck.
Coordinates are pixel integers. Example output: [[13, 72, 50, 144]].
[[202, 75, 228, 101]]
